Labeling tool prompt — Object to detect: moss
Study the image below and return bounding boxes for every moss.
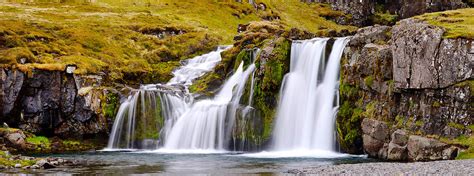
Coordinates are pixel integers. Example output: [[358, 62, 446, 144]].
[[101, 90, 120, 120], [336, 82, 363, 153], [432, 101, 441, 108], [448, 122, 466, 130], [371, 11, 398, 25], [0, 0, 355, 83], [415, 120, 424, 127], [416, 8, 474, 39], [364, 75, 375, 88], [450, 135, 474, 160], [26, 136, 50, 146], [362, 101, 378, 119]]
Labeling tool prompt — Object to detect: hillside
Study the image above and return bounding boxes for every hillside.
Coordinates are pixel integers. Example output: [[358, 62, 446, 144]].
[[0, 0, 355, 84]]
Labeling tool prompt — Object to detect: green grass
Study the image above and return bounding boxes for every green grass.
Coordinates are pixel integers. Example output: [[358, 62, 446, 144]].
[[0, 0, 354, 84], [416, 8, 474, 39], [453, 135, 474, 159]]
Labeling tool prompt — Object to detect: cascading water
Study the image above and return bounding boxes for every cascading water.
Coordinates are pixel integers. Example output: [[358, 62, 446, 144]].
[[106, 46, 230, 150], [107, 46, 259, 151], [272, 37, 350, 153], [163, 62, 256, 150]]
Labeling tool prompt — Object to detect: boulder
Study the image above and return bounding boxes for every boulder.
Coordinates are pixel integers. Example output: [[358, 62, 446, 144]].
[[4, 130, 27, 149], [361, 118, 389, 141], [391, 129, 408, 146], [387, 142, 408, 161], [362, 134, 385, 157], [407, 135, 453, 161], [361, 118, 389, 157]]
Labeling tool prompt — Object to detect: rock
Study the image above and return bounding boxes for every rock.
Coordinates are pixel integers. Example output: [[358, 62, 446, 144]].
[[50, 161, 59, 166], [391, 19, 473, 89], [407, 135, 448, 161], [391, 18, 444, 89], [387, 142, 408, 161], [362, 134, 385, 157], [14, 163, 21, 168], [0, 69, 25, 118], [31, 165, 40, 169], [361, 119, 390, 158], [385, 0, 467, 19], [349, 25, 392, 47], [361, 118, 389, 141], [391, 129, 408, 146], [5, 131, 27, 149], [442, 146, 458, 160]]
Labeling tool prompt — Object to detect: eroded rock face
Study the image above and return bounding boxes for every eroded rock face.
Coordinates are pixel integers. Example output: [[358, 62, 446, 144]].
[[339, 19, 472, 161], [0, 69, 25, 120], [391, 18, 473, 89], [0, 68, 120, 138]]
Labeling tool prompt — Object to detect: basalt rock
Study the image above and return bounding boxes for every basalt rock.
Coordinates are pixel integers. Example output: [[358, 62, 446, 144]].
[[339, 19, 472, 161], [0, 68, 121, 139]]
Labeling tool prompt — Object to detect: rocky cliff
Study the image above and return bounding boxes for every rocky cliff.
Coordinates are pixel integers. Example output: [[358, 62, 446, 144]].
[[0, 68, 121, 139], [303, 0, 469, 26], [337, 18, 473, 161]]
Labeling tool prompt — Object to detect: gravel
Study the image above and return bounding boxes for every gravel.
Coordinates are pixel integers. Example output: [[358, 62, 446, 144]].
[[289, 159, 474, 175]]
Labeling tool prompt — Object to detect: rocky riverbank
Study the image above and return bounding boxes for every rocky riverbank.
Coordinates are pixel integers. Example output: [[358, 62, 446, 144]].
[[289, 159, 474, 175]]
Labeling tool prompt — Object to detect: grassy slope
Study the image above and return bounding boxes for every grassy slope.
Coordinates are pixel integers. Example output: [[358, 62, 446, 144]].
[[0, 0, 355, 83], [416, 8, 474, 39]]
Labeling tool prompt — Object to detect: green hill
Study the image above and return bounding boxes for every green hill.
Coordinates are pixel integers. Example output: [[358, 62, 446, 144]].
[[0, 0, 355, 84]]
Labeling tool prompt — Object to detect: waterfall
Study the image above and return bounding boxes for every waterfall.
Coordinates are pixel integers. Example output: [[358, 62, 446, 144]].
[[163, 62, 256, 150], [106, 46, 230, 150], [272, 37, 349, 152], [106, 46, 259, 151]]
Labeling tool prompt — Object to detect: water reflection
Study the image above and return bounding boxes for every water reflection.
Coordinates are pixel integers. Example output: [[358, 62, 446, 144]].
[[2, 152, 372, 175]]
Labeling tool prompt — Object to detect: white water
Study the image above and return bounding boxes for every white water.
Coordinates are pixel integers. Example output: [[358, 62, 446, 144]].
[[107, 46, 230, 149], [163, 62, 256, 150], [272, 38, 350, 153], [107, 46, 259, 151]]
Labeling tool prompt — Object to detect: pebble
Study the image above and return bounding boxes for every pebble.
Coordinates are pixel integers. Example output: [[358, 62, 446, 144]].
[[291, 159, 474, 175], [14, 164, 21, 168]]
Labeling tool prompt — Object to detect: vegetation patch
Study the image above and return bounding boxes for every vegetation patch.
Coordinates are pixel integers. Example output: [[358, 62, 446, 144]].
[[416, 8, 474, 39]]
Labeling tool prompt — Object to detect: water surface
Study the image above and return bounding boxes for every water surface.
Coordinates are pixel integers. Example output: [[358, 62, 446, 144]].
[[3, 151, 371, 175]]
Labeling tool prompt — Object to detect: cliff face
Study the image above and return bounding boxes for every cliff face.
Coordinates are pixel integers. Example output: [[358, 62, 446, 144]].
[[0, 68, 120, 139], [303, 0, 469, 26], [337, 19, 473, 161]]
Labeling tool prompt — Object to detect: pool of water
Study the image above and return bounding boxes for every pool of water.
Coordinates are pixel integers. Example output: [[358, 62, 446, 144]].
[[2, 151, 372, 175]]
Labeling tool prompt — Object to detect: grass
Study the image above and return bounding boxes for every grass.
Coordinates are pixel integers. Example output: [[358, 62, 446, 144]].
[[0, 0, 355, 84], [416, 8, 474, 39], [451, 135, 474, 160]]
